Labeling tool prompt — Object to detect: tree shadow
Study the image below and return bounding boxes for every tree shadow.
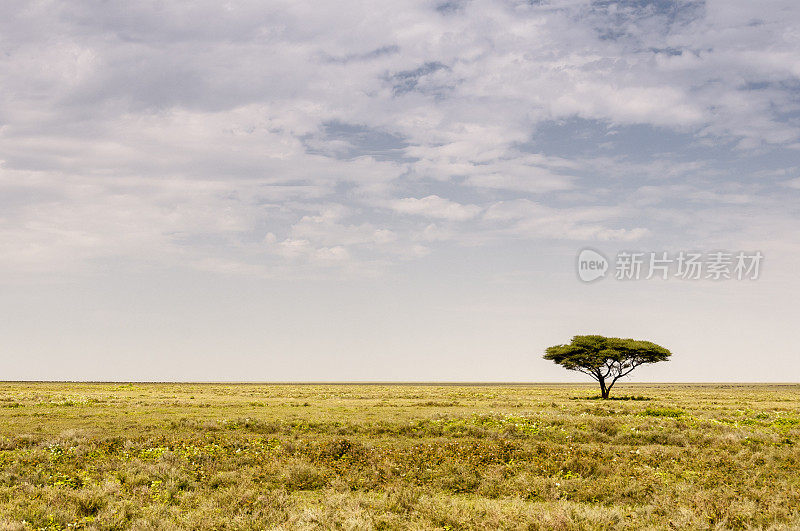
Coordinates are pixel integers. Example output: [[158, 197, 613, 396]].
[[571, 395, 652, 401]]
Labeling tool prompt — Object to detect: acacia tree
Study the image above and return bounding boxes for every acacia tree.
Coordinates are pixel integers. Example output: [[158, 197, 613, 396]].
[[544, 335, 671, 399]]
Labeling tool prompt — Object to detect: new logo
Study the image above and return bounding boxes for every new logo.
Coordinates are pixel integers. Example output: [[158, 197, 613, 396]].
[[577, 248, 608, 282]]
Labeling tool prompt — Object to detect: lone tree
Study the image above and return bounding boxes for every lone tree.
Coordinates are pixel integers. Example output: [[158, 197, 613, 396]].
[[544, 335, 671, 399]]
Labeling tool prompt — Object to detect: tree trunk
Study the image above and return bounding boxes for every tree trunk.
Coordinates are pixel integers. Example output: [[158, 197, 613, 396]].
[[599, 377, 609, 399]]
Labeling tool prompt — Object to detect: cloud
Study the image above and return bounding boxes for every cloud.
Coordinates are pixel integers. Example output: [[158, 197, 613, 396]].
[[482, 199, 650, 242], [0, 0, 799, 277], [389, 195, 481, 221]]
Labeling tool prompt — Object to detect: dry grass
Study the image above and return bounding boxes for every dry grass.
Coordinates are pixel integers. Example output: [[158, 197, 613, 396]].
[[0, 383, 798, 529]]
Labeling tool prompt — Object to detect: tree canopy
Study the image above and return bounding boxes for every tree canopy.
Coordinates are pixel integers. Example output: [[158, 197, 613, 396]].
[[544, 335, 671, 398]]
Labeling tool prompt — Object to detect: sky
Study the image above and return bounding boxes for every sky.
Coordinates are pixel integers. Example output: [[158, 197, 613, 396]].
[[1, 0, 799, 382]]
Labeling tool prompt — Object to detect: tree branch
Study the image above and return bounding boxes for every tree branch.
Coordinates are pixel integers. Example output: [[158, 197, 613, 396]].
[[573, 367, 600, 381], [601, 360, 614, 379], [609, 361, 643, 386]]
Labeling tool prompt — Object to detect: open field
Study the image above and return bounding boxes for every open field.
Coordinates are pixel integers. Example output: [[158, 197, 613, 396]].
[[0, 383, 798, 530]]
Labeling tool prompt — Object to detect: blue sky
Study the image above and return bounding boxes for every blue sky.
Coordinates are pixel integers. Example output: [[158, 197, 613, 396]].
[[1, 0, 799, 381]]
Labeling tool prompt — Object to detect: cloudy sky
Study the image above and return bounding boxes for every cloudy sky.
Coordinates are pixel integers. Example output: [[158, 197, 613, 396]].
[[1, 0, 799, 381]]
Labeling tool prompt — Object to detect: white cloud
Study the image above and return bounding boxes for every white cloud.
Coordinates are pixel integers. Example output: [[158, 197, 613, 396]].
[[0, 0, 799, 277], [389, 195, 481, 221], [483, 199, 650, 242]]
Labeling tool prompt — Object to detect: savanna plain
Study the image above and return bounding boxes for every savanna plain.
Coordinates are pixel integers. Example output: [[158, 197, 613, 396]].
[[0, 383, 798, 530]]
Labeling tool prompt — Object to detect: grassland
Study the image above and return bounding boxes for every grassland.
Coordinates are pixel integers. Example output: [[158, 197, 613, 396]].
[[0, 382, 798, 530]]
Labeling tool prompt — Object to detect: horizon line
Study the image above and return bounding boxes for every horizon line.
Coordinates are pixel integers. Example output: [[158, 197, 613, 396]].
[[2, 381, 799, 385]]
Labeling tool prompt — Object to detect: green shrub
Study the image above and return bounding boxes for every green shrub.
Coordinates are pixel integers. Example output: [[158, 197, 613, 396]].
[[643, 407, 684, 418]]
